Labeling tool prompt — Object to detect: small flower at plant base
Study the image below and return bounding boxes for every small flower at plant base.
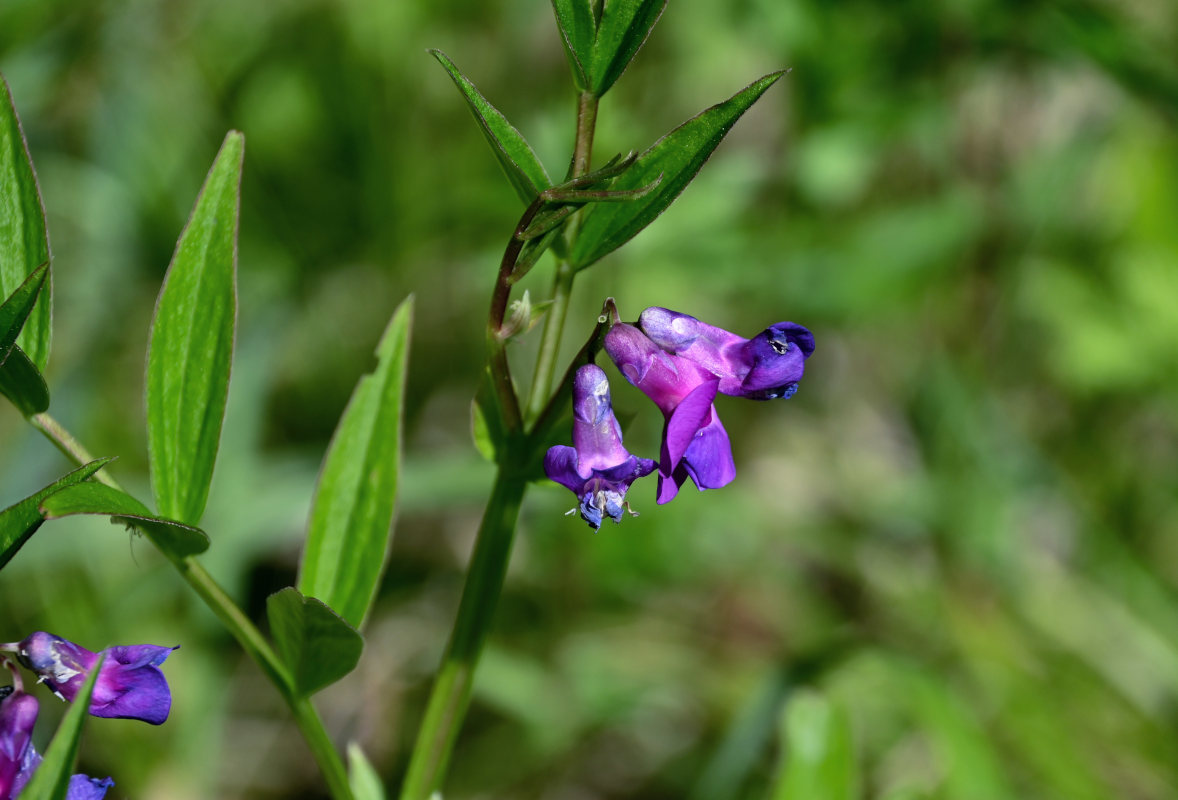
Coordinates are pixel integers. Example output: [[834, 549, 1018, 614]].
[[15, 632, 176, 725], [544, 364, 657, 530], [603, 322, 736, 504], [637, 307, 815, 400]]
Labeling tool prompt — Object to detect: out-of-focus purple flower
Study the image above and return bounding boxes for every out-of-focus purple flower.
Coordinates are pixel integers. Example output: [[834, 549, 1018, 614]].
[[544, 364, 656, 529], [603, 322, 736, 504], [16, 632, 176, 725], [0, 684, 113, 800], [638, 307, 814, 400]]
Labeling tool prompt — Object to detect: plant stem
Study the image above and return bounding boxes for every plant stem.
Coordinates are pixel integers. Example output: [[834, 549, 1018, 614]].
[[28, 411, 353, 800], [398, 468, 527, 800]]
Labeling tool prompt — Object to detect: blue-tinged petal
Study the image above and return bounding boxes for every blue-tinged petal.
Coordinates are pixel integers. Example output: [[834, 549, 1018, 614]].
[[67, 774, 114, 800], [544, 445, 585, 493]]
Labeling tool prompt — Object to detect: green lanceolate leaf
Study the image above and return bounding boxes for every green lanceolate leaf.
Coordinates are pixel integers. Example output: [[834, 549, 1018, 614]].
[[348, 743, 387, 800], [39, 481, 209, 557], [0, 457, 113, 571], [590, 0, 666, 95], [0, 343, 49, 415], [146, 131, 243, 526], [267, 587, 363, 696], [430, 50, 552, 205], [19, 654, 104, 800], [571, 71, 786, 269], [298, 297, 411, 629], [471, 364, 508, 463], [771, 690, 857, 800], [0, 75, 51, 371], [0, 262, 48, 368], [550, 0, 596, 91]]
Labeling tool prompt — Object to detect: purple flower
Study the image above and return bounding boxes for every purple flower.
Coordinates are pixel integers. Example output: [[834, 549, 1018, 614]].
[[544, 364, 656, 530], [0, 685, 113, 800], [603, 322, 736, 504], [16, 632, 176, 725], [637, 307, 814, 400]]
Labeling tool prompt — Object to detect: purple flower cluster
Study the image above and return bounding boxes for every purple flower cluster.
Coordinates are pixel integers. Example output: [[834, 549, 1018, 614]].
[[545, 306, 813, 526], [1, 632, 177, 799]]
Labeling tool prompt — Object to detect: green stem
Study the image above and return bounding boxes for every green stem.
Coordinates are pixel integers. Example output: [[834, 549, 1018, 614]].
[[399, 468, 527, 800], [28, 411, 353, 800]]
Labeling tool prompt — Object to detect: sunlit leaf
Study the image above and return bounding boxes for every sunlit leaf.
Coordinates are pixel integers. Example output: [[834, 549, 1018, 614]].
[[267, 587, 363, 696], [771, 690, 857, 800], [590, 0, 665, 95], [0, 343, 49, 416], [19, 654, 104, 800], [298, 297, 411, 629], [348, 743, 386, 800], [430, 50, 552, 205], [146, 131, 243, 526], [550, 0, 596, 91], [39, 481, 209, 558], [0, 75, 51, 371], [0, 458, 112, 570], [571, 71, 786, 269]]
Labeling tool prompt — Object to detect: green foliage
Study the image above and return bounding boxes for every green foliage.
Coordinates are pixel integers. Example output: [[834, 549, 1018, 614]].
[[0, 261, 47, 366], [17, 654, 103, 800], [39, 481, 209, 558], [0, 343, 48, 415], [298, 297, 411, 629], [550, 0, 666, 96], [571, 71, 785, 269], [430, 50, 552, 205], [267, 586, 363, 697], [348, 743, 387, 800], [771, 690, 856, 800], [145, 131, 243, 527], [0, 74, 51, 371], [0, 458, 112, 570]]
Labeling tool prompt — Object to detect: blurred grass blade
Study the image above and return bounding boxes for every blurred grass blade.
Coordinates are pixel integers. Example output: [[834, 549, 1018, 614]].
[[471, 364, 508, 463], [298, 297, 411, 628], [571, 71, 786, 270], [771, 690, 856, 800], [348, 743, 387, 800], [590, 0, 666, 95], [0, 344, 49, 416], [0, 261, 48, 368], [550, 0, 596, 91], [267, 587, 363, 696], [0, 457, 112, 570], [39, 481, 209, 557], [19, 654, 104, 800], [0, 75, 51, 371], [430, 50, 552, 205], [146, 131, 243, 526]]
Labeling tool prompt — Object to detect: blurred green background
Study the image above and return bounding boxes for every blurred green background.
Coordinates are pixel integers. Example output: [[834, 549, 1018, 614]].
[[3, 0, 1178, 797]]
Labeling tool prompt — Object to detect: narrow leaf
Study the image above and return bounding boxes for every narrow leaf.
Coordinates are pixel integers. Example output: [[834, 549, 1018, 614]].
[[771, 690, 857, 800], [0, 261, 48, 368], [298, 297, 411, 629], [590, 0, 666, 95], [19, 654, 105, 800], [146, 131, 243, 526], [430, 50, 552, 205], [0, 458, 112, 570], [571, 71, 786, 269], [348, 743, 387, 800], [471, 365, 508, 463], [0, 75, 51, 371], [39, 482, 209, 557], [0, 342, 49, 416], [550, 0, 596, 91], [267, 587, 363, 696]]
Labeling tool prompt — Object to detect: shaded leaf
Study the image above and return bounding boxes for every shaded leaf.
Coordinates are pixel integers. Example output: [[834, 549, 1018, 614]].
[[0, 75, 51, 371], [146, 131, 243, 526], [771, 690, 857, 800], [19, 654, 104, 800], [571, 71, 786, 269], [39, 481, 209, 557], [348, 743, 387, 800], [267, 587, 363, 696], [430, 50, 552, 205], [472, 365, 508, 463], [550, 0, 596, 91], [0, 261, 47, 368], [0, 342, 49, 416], [590, 0, 666, 95], [0, 458, 112, 570], [298, 297, 411, 629]]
